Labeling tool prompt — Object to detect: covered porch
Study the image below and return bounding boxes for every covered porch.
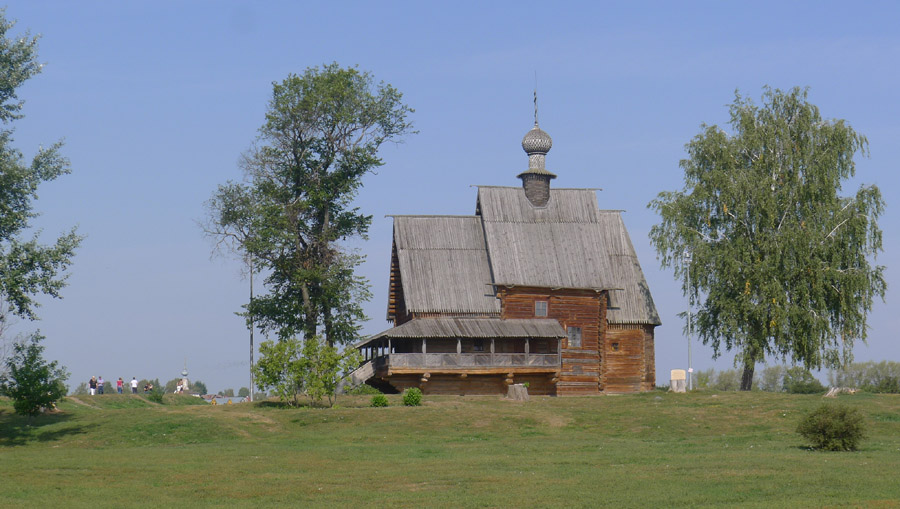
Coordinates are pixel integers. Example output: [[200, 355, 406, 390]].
[[353, 317, 566, 395]]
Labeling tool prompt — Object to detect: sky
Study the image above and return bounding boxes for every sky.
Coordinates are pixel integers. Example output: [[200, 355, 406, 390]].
[[3, 1, 898, 394]]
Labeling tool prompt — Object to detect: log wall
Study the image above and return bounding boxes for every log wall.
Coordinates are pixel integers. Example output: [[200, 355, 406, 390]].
[[498, 287, 605, 396], [603, 324, 656, 392]]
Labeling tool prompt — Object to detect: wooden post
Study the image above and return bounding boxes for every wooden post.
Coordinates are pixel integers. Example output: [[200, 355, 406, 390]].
[[491, 338, 495, 365], [422, 338, 426, 354], [387, 338, 391, 355], [525, 338, 530, 365]]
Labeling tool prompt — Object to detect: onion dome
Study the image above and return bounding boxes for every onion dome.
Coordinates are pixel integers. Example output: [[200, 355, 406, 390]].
[[522, 124, 553, 155], [518, 121, 557, 179]]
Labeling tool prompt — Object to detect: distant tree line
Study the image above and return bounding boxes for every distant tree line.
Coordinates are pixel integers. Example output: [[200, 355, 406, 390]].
[[674, 361, 899, 394]]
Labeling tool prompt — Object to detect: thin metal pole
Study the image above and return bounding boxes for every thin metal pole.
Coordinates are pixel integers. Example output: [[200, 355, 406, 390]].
[[249, 255, 254, 402], [685, 249, 693, 391]]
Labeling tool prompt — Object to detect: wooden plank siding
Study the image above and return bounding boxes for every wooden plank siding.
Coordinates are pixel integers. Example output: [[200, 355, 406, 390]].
[[387, 242, 409, 324], [498, 287, 606, 395], [603, 323, 656, 392]]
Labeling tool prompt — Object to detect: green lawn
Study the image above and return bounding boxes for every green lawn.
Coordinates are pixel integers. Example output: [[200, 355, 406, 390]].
[[1, 392, 898, 508]]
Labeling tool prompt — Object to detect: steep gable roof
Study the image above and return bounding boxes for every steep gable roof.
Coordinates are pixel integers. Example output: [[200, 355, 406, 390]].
[[391, 215, 499, 316], [596, 211, 661, 325], [476, 186, 660, 325], [477, 187, 616, 290]]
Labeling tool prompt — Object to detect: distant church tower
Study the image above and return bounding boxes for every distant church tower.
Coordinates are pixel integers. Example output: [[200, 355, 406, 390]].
[[178, 360, 190, 393]]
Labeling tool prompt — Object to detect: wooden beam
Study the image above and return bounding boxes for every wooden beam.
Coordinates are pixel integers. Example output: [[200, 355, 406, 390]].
[[387, 367, 558, 376]]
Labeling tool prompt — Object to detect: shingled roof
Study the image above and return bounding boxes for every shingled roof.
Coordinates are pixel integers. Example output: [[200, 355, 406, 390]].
[[391, 215, 499, 316], [386, 187, 661, 326], [361, 317, 566, 346]]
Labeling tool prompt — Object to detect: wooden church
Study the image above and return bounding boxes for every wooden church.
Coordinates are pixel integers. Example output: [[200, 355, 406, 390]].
[[353, 114, 661, 395]]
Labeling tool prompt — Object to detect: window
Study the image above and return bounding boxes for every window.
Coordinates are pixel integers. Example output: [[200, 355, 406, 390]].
[[473, 339, 484, 352], [535, 301, 548, 317], [611, 342, 620, 351], [567, 326, 582, 348]]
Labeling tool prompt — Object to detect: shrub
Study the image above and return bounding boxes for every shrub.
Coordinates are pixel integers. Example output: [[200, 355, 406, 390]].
[[402, 387, 422, 406], [783, 367, 825, 394], [797, 404, 866, 451], [370, 394, 389, 407], [147, 385, 164, 404], [348, 383, 382, 395]]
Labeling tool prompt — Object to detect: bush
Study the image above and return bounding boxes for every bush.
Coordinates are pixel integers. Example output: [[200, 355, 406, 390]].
[[402, 387, 422, 406], [348, 383, 382, 395], [797, 404, 866, 451], [146, 385, 164, 404], [370, 394, 389, 407], [783, 367, 825, 394]]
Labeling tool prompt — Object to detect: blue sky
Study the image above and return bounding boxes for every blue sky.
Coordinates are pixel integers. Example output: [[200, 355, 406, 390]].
[[5, 1, 898, 393]]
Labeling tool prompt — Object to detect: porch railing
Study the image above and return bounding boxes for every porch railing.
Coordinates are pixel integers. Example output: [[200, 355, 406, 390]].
[[381, 352, 559, 369]]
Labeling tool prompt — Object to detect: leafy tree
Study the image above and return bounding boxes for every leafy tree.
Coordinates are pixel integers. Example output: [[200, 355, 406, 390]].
[[253, 337, 304, 405], [299, 335, 360, 407], [222, 388, 235, 397], [72, 381, 88, 395], [0, 12, 82, 334], [757, 364, 787, 392], [204, 63, 414, 346], [649, 87, 885, 390], [192, 379, 208, 395], [0, 333, 68, 416], [164, 378, 181, 393], [252, 335, 359, 407], [237, 386, 250, 398]]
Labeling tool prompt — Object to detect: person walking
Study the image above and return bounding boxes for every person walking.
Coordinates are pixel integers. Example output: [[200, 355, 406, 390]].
[[117, 377, 124, 394], [89, 376, 97, 396], [131, 377, 138, 394], [98, 376, 105, 395]]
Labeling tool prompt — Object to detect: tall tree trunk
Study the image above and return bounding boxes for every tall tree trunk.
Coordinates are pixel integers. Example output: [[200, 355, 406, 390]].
[[740, 361, 755, 391]]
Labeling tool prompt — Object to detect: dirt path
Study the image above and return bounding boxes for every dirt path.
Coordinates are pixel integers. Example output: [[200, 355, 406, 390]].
[[65, 396, 101, 409]]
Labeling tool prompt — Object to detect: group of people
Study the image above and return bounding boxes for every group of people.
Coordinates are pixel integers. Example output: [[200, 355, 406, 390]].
[[88, 376, 140, 395]]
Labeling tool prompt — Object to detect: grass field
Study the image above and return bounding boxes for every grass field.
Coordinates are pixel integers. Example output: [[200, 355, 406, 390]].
[[1, 391, 898, 508]]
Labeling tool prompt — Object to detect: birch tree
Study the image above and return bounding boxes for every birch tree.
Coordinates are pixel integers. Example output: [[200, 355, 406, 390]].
[[649, 87, 885, 390]]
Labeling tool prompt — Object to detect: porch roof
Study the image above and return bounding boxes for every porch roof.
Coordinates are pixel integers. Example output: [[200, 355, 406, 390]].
[[356, 317, 566, 348]]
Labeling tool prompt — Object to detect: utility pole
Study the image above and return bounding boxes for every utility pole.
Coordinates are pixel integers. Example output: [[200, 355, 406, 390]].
[[684, 249, 693, 391], [249, 255, 254, 402]]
